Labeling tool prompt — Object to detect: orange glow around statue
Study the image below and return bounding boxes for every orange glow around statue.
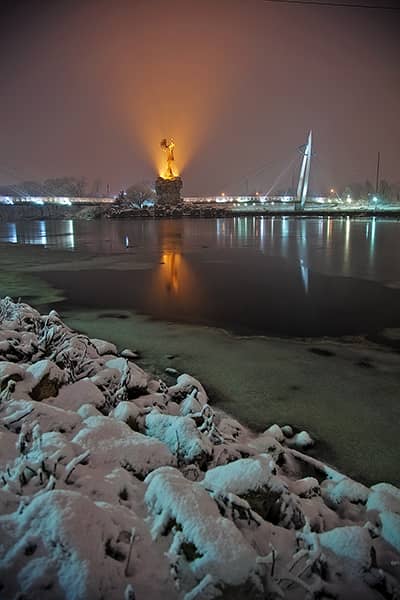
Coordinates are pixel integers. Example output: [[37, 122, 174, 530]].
[[160, 138, 178, 179]]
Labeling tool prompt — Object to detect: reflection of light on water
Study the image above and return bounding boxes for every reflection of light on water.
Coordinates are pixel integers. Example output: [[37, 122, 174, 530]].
[[217, 219, 222, 240], [260, 217, 265, 249], [300, 258, 309, 294], [237, 217, 247, 240], [150, 243, 203, 313], [344, 216, 351, 271], [326, 217, 332, 245], [318, 218, 324, 238], [282, 217, 289, 238], [216, 219, 228, 246], [369, 217, 376, 265], [7, 223, 17, 243], [39, 221, 47, 245], [161, 252, 181, 294], [301, 220, 306, 246], [3, 219, 77, 248], [270, 217, 275, 241], [149, 220, 201, 305], [65, 220, 75, 249], [281, 217, 289, 255]]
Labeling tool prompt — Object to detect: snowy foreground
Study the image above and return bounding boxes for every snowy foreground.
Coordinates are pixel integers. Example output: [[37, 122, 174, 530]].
[[0, 298, 399, 600]]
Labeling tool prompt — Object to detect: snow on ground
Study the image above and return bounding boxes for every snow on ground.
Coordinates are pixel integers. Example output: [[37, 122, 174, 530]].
[[0, 297, 400, 599]]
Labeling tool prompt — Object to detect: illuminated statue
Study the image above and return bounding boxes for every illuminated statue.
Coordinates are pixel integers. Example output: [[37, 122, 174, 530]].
[[160, 138, 176, 179], [156, 138, 182, 204]]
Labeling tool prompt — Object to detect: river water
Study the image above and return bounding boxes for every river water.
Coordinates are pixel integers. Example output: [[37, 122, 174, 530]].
[[1, 216, 400, 337], [1, 216, 399, 485]]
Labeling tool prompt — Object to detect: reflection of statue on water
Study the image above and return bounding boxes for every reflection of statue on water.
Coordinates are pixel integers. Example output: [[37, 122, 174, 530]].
[[148, 221, 203, 315], [162, 251, 180, 294], [160, 138, 176, 180], [155, 138, 183, 205]]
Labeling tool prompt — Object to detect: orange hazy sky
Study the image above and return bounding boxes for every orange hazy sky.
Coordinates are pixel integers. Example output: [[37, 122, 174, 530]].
[[0, 0, 398, 195]]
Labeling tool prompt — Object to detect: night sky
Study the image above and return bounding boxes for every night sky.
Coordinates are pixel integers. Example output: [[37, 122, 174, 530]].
[[0, 0, 398, 195]]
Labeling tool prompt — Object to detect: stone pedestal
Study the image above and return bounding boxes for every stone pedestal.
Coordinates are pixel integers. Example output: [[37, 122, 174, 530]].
[[155, 176, 183, 205]]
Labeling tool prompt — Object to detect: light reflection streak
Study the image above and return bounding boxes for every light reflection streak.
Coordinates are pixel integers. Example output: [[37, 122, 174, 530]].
[[369, 217, 376, 265], [260, 217, 265, 249], [298, 220, 309, 294], [344, 216, 351, 272], [318, 218, 324, 238], [65, 220, 75, 249], [7, 223, 17, 243], [300, 258, 309, 294], [281, 217, 289, 256], [326, 217, 332, 245], [39, 221, 47, 246]]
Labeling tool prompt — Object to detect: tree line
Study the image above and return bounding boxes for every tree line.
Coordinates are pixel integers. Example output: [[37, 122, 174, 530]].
[[0, 177, 105, 198]]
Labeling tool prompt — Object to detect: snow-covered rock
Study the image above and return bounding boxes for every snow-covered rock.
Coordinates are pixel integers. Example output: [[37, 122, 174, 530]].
[[105, 357, 148, 390], [0, 361, 26, 386], [287, 430, 314, 449], [264, 424, 285, 443], [145, 466, 262, 597], [203, 454, 305, 529], [180, 388, 203, 416], [379, 511, 400, 553], [281, 424, 294, 437], [318, 526, 373, 573], [90, 338, 117, 356], [77, 403, 102, 419], [111, 401, 140, 429], [203, 454, 277, 496], [145, 411, 213, 465], [248, 432, 284, 462], [168, 373, 208, 407], [0, 490, 130, 600], [2, 399, 81, 434], [367, 482, 400, 515], [72, 415, 176, 477], [120, 348, 140, 359], [291, 477, 321, 499], [132, 393, 167, 411], [46, 379, 106, 412], [322, 477, 369, 506], [25, 359, 66, 401]]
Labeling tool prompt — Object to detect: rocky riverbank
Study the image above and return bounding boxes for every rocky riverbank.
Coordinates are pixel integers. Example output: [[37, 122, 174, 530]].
[[1, 297, 399, 599]]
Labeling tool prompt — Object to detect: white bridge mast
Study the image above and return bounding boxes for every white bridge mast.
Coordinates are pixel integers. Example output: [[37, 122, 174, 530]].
[[296, 130, 312, 211]]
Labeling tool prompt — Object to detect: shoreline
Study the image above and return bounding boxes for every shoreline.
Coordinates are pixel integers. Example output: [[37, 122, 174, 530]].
[[0, 240, 399, 486], [2, 203, 400, 222], [63, 307, 400, 488], [1, 297, 400, 599]]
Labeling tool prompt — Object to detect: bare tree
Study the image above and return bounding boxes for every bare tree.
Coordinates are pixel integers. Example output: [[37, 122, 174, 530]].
[[125, 182, 156, 208]]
